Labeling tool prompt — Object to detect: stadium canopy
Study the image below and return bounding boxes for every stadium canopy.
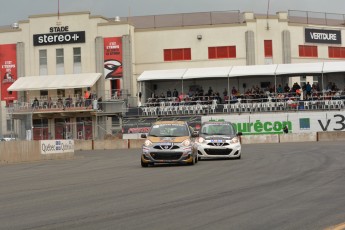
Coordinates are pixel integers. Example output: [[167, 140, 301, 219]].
[[275, 62, 323, 75], [228, 64, 278, 77], [183, 66, 232, 79], [322, 61, 345, 73], [137, 61, 345, 81], [137, 69, 186, 81], [8, 73, 102, 91]]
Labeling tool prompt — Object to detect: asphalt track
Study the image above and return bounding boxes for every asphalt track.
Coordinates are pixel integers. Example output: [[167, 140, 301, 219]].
[[1, 141, 345, 230]]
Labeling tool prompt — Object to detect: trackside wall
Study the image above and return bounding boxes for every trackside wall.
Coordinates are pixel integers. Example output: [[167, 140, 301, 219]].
[[0, 140, 74, 164], [1, 132, 344, 164]]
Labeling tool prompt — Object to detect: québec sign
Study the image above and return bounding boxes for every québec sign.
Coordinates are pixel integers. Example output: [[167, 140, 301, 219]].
[[33, 31, 85, 46], [305, 28, 341, 44], [40, 140, 74, 154]]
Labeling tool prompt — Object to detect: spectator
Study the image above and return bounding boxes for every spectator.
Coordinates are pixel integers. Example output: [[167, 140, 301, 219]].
[[276, 84, 283, 94], [84, 90, 90, 107], [172, 89, 178, 97], [76, 94, 83, 107], [138, 92, 142, 101], [45, 97, 53, 108], [188, 89, 194, 98], [199, 87, 204, 96], [57, 97, 63, 108], [284, 83, 290, 93], [208, 87, 213, 96], [32, 97, 39, 108], [223, 88, 228, 97], [97, 96, 103, 111], [306, 82, 312, 98], [231, 86, 238, 96], [283, 125, 289, 134], [166, 89, 171, 98], [65, 95, 72, 107]]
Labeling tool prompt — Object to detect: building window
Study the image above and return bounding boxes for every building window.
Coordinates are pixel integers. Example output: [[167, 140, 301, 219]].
[[39, 49, 47, 75], [328, 47, 345, 58], [6, 119, 14, 132], [74, 88, 82, 98], [208, 46, 236, 59], [40, 90, 48, 99], [57, 89, 65, 97], [299, 45, 318, 57], [164, 48, 191, 61], [56, 48, 64, 74], [73, 47, 82, 73], [264, 40, 273, 57]]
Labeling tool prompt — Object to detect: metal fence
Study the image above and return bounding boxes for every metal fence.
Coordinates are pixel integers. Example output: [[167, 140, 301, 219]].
[[117, 10, 242, 29], [288, 10, 345, 26]]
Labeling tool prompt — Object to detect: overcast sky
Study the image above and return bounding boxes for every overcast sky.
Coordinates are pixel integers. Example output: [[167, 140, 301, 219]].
[[1, 0, 344, 26]]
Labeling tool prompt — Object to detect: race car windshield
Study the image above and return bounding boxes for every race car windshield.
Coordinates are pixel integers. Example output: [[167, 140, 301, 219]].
[[149, 124, 190, 137], [201, 124, 236, 135]]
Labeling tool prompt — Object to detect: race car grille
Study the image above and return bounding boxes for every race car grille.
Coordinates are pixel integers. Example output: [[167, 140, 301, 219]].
[[150, 152, 183, 160], [207, 142, 229, 147], [153, 145, 180, 150], [204, 149, 232, 155]]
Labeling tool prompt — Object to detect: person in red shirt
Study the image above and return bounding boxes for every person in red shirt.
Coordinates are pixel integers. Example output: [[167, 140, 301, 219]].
[[84, 90, 90, 107]]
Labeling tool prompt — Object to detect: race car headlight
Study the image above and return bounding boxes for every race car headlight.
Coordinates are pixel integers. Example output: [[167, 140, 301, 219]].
[[230, 137, 240, 144], [182, 139, 191, 147], [144, 140, 153, 147], [197, 137, 205, 143]]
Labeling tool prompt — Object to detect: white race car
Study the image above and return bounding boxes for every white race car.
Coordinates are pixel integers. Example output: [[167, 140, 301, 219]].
[[197, 121, 242, 159]]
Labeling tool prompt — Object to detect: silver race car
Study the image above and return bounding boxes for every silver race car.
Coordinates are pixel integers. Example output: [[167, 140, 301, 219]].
[[197, 121, 242, 159]]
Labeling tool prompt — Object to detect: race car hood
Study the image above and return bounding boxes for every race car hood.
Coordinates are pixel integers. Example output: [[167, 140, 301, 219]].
[[200, 134, 236, 140], [147, 136, 190, 143]]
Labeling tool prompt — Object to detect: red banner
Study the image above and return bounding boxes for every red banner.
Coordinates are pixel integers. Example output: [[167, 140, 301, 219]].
[[0, 44, 17, 102], [103, 37, 123, 79]]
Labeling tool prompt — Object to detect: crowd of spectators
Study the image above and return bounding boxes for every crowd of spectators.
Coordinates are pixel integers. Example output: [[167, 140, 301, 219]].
[[145, 81, 344, 106], [29, 90, 103, 110]]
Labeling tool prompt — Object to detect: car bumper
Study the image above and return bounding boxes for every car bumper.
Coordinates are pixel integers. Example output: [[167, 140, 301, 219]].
[[197, 143, 241, 159], [141, 147, 195, 164]]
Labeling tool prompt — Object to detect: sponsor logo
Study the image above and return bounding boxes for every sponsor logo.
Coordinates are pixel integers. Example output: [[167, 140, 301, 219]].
[[305, 28, 341, 44], [33, 31, 85, 46], [41, 140, 74, 154], [208, 119, 292, 135]]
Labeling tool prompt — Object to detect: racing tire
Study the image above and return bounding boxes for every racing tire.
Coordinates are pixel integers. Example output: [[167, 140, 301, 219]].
[[141, 159, 149, 167], [188, 155, 196, 166]]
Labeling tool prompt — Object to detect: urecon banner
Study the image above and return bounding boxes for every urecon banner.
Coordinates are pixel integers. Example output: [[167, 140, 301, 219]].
[[40, 140, 74, 154], [202, 111, 345, 135]]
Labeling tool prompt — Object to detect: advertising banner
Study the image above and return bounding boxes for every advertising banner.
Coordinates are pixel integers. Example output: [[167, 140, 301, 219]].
[[0, 44, 17, 102], [202, 111, 345, 135], [103, 37, 123, 79], [33, 31, 86, 46], [40, 140, 74, 154], [305, 28, 341, 44]]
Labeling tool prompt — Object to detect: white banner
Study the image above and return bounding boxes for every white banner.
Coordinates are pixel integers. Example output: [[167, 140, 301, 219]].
[[40, 140, 74, 154], [202, 111, 345, 135]]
